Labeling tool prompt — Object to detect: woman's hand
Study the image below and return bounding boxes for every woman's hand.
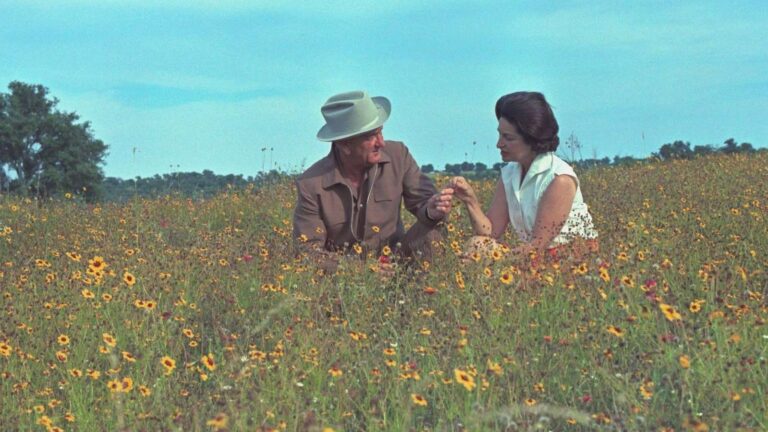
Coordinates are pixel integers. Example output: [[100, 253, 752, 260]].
[[449, 176, 478, 205]]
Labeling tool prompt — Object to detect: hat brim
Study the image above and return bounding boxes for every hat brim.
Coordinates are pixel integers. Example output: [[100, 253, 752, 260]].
[[316, 96, 391, 142]]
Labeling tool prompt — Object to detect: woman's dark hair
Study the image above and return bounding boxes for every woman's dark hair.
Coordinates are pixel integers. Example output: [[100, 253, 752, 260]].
[[495, 92, 559, 153]]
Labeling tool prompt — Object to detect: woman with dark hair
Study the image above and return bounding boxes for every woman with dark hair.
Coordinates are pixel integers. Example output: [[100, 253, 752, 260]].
[[451, 92, 598, 262]]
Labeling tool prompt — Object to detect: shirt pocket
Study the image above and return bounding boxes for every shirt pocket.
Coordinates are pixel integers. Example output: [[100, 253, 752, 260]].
[[373, 187, 398, 203], [320, 194, 350, 228]]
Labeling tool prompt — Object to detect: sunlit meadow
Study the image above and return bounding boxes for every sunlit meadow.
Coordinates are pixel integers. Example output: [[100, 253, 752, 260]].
[[1, 153, 766, 431]]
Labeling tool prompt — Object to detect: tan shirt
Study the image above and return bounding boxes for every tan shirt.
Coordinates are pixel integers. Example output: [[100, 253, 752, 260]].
[[293, 141, 439, 258]]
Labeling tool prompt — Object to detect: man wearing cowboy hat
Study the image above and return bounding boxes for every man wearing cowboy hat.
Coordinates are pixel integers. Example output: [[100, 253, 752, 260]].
[[293, 90, 454, 273]]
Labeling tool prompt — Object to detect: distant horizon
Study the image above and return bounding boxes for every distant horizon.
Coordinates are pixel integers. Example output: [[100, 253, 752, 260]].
[[3, 1, 766, 179], [98, 139, 762, 181]]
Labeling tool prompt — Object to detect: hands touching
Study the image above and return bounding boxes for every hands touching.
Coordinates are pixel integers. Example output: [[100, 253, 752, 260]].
[[449, 176, 478, 205], [426, 176, 479, 221], [426, 186, 455, 221]]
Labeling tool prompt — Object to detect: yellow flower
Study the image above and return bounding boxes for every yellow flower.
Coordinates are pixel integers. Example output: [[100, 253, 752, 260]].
[[139, 385, 151, 397], [201, 353, 216, 371], [679, 355, 691, 369], [88, 256, 108, 272], [0, 342, 11, 357], [487, 359, 503, 376], [454, 368, 476, 391], [659, 303, 682, 321], [57, 334, 70, 345], [606, 325, 624, 338], [107, 379, 121, 393], [206, 413, 229, 431], [455, 271, 465, 289], [120, 376, 134, 392], [122, 351, 137, 363], [411, 393, 428, 406], [571, 263, 588, 275], [328, 366, 343, 377], [36, 415, 52, 426], [639, 381, 654, 400], [123, 271, 136, 286], [689, 299, 704, 313], [371, 225, 380, 233], [102, 333, 117, 347], [599, 267, 610, 282], [381, 245, 392, 256], [161, 356, 176, 375], [499, 272, 513, 285], [682, 418, 710, 431]]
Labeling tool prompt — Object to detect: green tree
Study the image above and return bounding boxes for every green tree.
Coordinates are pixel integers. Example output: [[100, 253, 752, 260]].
[[444, 163, 462, 175], [657, 140, 693, 160], [0, 81, 108, 200], [693, 144, 715, 156], [721, 138, 739, 154]]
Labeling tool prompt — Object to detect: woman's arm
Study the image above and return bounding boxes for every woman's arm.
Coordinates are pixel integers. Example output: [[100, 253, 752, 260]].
[[528, 174, 577, 252], [451, 177, 509, 238]]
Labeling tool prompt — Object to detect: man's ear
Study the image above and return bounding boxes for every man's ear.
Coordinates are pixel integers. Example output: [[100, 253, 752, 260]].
[[335, 141, 352, 155]]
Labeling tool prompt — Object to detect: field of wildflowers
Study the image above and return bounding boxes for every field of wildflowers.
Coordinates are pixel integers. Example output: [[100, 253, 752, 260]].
[[1, 152, 766, 431]]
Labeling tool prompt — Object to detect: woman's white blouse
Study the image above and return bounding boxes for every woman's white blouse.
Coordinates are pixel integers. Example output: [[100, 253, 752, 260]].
[[500, 152, 598, 247]]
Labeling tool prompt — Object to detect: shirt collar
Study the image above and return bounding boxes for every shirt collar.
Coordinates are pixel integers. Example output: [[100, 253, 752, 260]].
[[508, 152, 554, 192], [525, 152, 554, 180], [321, 144, 392, 189]]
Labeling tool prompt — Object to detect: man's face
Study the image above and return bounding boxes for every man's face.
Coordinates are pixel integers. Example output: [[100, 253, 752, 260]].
[[339, 127, 385, 167]]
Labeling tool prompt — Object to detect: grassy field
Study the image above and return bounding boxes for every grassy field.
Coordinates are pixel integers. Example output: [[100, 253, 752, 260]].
[[1, 153, 766, 431]]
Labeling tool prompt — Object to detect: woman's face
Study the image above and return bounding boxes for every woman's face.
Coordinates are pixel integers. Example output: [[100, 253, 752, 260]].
[[496, 117, 534, 164]]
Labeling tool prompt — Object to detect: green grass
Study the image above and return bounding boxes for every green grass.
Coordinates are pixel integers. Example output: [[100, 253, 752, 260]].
[[0, 153, 766, 431]]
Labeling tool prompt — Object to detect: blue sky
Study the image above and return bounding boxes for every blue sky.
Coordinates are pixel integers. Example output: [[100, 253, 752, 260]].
[[2, 0, 766, 179]]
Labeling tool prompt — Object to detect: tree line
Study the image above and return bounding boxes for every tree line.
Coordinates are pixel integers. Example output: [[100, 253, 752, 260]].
[[423, 137, 760, 177], [0, 81, 763, 202], [102, 169, 287, 202]]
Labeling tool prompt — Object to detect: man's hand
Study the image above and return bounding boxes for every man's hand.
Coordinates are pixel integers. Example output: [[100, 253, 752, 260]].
[[426, 187, 454, 220]]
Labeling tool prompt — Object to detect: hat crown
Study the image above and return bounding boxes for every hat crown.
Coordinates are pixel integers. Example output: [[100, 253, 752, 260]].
[[317, 90, 390, 142]]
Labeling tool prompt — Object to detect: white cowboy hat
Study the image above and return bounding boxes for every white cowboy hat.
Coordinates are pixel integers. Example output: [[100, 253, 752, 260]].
[[316, 90, 391, 142]]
